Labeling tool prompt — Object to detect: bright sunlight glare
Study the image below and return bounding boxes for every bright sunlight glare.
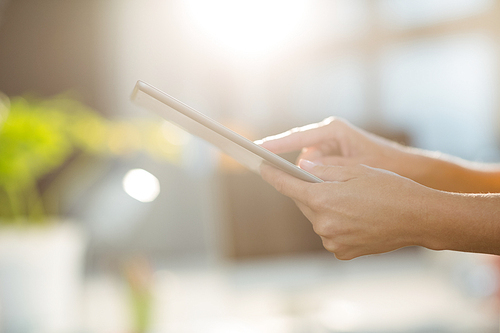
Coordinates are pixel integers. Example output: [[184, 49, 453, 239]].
[[183, 0, 310, 57], [122, 169, 160, 203]]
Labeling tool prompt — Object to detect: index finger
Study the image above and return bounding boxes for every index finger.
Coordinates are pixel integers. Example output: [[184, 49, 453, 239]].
[[260, 163, 311, 203], [255, 117, 335, 154]]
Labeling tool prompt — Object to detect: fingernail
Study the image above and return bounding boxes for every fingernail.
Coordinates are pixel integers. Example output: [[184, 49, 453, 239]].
[[254, 139, 264, 145], [299, 159, 317, 171]]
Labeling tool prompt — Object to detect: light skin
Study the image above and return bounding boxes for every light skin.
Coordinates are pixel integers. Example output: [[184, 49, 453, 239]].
[[256, 117, 500, 260]]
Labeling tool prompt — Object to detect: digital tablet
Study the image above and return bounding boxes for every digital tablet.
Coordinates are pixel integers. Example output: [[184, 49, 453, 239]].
[[131, 80, 323, 183]]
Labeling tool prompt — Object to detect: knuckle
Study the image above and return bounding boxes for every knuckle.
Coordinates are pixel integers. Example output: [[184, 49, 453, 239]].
[[273, 176, 287, 194], [326, 244, 356, 260], [335, 252, 356, 261], [305, 188, 329, 211], [326, 117, 348, 129], [313, 216, 340, 237], [325, 118, 351, 141], [321, 238, 357, 260], [321, 238, 341, 253], [313, 220, 330, 236], [322, 116, 336, 125], [307, 196, 322, 211]]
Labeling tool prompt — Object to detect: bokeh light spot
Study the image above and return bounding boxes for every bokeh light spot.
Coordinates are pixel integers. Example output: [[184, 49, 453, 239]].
[[122, 169, 160, 203]]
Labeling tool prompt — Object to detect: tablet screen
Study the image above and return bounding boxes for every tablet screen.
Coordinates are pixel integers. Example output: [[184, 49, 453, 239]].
[[131, 81, 323, 183]]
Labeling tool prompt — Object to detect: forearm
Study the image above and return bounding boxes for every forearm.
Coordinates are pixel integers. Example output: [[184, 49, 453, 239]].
[[394, 148, 500, 193], [420, 190, 500, 255]]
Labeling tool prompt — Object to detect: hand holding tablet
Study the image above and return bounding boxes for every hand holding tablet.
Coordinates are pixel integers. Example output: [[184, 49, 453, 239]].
[[131, 80, 323, 183]]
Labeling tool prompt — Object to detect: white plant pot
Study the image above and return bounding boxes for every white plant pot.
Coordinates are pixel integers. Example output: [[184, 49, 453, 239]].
[[0, 222, 86, 333]]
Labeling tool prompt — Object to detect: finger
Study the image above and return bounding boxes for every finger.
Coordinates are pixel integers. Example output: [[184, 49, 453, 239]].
[[298, 146, 324, 163], [254, 118, 335, 154], [260, 163, 311, 203], [317, 156, 360, 167], [298, 150, 351, 166], [298, 159, 358, 182]]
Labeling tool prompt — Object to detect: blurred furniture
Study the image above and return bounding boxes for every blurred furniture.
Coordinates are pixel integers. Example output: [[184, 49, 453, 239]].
[[220, 170, 324, 259]]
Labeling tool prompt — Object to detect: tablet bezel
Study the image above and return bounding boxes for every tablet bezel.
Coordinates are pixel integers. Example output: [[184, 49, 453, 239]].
[[131, 80, 323, 183]]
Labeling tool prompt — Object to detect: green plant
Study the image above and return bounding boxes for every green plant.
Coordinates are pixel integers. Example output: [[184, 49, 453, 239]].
[[0, 94, 109, 223], [0, 93, 186, 224]]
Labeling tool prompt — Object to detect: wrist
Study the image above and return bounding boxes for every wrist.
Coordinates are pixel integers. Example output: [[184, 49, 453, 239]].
[[408, 151, 500, 193], [414, 188, 454, 251], [394, 148, 467, 192], [416, 191, 500, 255], [404, 185, 448, 251], [385, 146, 434, 183]]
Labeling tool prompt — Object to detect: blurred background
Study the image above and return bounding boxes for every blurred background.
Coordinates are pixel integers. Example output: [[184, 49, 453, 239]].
[[0, 0, 500, 332]]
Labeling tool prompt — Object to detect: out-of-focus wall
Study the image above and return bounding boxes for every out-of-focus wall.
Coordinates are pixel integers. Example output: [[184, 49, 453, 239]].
[[0, 0, 103, 109]]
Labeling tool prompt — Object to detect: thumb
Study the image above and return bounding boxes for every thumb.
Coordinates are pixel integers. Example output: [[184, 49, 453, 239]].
[[298, 159, 357, 182]]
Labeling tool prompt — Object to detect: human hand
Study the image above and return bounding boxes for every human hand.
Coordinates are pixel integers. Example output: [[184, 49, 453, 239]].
[[260, 160, 435, 260], [256, 117, 416, 179]]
